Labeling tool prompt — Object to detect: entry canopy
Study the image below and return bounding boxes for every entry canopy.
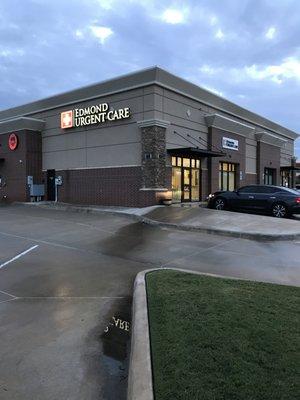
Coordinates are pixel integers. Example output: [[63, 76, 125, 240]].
[[168, 147, 225, 158], [280, 165, 300, 171]]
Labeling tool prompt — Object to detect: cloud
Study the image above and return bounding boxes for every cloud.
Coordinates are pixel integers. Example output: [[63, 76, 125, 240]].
[[245, 57, 300, 84], [96, 0, 115, 10], [199, 64, 217, 75], [161, 8, 187, 24], [89, 26, 113, 44], [0, 48, 25, 57], [75, 29, 84, 39], [215, 28, 224, 40], [202, 85, 224, 97], [265, 26, 276, 39], [209, 15, 218, 26], [199, 56, 300, 85]]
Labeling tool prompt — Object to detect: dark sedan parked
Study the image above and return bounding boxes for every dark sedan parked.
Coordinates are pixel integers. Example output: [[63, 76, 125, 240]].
[[207, 185, 300, 218]]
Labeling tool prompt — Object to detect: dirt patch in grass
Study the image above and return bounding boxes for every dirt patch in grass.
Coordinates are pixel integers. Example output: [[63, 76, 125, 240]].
[[146, 270, 300, 400]]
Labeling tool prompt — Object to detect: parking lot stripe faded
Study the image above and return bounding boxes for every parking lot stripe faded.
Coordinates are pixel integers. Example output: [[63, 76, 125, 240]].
[[0, 245, 39, 270]]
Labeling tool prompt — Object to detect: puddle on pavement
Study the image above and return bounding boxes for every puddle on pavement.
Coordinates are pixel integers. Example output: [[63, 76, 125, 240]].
[[100, 297, 132, 400]]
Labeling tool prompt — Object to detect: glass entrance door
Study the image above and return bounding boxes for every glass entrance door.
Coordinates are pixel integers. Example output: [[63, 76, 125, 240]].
[[264, 168, 276, 185], [191, 168, 200, 201], [183, 168, 190, 201], [171, 156, 201, 202], [172, 167, 182, 202]]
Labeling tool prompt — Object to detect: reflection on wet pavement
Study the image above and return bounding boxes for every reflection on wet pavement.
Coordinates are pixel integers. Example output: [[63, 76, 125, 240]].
[[99, 222, 148, 257], [100, 298, 131, 400]]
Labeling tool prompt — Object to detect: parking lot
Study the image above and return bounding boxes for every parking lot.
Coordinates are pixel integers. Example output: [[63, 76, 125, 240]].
[[0, 204, 300, 399]]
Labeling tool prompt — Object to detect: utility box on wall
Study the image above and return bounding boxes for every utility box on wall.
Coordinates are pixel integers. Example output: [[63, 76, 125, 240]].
[[30, 184, 45, 202]]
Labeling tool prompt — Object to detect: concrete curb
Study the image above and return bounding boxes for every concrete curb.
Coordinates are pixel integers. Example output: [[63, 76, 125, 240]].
[[16, 202, 300, 241], [127, 270, 154, 400], [127, 267, 271, 400]]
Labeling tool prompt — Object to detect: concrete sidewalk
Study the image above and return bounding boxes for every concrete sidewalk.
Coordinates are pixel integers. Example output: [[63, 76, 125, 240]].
[[18, 202, 300, 240], [143, 206, 300, 240]]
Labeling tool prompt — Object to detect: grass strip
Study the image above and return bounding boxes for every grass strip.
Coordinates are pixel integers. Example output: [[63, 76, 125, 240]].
[[146, 270, 300, 400]]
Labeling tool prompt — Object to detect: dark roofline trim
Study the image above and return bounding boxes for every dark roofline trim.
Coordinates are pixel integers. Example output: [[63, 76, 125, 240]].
[[168, 147, 225, 157], [0, 67, 298, 140], [280, 166, 300, 171]]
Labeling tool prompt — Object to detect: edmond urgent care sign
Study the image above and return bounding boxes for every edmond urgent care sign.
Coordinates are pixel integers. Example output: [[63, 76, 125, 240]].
[[61, 103, 130, 129]]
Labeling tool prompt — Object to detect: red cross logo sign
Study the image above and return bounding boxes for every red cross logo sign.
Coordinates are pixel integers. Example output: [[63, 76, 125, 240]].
[[8, 133, 18, 151], [61, 110, 73, 129]]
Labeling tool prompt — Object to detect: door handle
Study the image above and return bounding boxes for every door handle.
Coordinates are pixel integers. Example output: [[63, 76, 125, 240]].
[[270, 196, 276, 199], [248, 196, 254, 199]]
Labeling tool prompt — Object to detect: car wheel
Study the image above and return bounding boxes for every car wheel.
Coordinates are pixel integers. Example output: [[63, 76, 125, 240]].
[[272, 203, 288, 218], [214, 198, 226, 210]]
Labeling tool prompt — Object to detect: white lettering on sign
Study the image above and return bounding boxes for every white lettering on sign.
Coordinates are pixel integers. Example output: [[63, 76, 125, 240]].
[[112, 316, 130, 331], [222, 137, 239, 151], [61, 102, 131, 129]]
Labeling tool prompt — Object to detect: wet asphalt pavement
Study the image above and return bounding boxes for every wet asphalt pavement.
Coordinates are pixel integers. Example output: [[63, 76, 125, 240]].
[[0, 204, 299, 399]]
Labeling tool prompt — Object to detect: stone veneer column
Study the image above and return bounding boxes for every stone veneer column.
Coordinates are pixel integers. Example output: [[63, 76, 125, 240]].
[[138, 119, 171, 205], [142, 125, 166, 187]]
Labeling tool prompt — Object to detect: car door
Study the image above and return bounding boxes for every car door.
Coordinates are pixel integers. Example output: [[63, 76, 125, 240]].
[[251, 186, 277, 210], [232, 186, 257, 209]]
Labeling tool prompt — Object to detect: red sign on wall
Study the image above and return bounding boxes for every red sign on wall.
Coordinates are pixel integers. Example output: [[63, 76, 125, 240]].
[[8, 133, 18, 151], [61, 110, 73, 129]]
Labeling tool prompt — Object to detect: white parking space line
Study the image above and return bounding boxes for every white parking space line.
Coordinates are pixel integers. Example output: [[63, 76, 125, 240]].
[[0, 245, 39, 270], [0, 289, 17, 299], [0, 298, 18, 305]]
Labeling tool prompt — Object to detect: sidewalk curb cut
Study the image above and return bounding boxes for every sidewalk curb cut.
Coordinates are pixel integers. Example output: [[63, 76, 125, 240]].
[[16, 202, 300, 241]]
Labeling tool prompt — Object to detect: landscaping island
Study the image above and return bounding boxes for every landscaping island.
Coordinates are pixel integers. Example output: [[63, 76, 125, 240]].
[[146, 270, 299, 400]]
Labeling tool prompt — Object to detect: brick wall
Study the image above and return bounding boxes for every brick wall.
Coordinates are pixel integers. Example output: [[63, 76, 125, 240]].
[[257, 142, 280, 185], [0, 130, 42, 203], [44, 166, 159, 207], [245, 173, 257, 185]]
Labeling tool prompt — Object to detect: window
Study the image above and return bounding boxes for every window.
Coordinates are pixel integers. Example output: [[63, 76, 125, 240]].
[[182, 158, 190, 167], [238, 186, 258, 193], [256, 186, 277, 194], [219, 162, 236, 191]]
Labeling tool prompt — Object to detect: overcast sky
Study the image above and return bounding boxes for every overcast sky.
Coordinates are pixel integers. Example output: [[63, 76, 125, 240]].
[[0, 0, 299, 157]]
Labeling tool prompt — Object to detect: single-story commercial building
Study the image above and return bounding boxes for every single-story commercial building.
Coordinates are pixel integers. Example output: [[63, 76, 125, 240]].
[[0, 67, 299, 207]]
